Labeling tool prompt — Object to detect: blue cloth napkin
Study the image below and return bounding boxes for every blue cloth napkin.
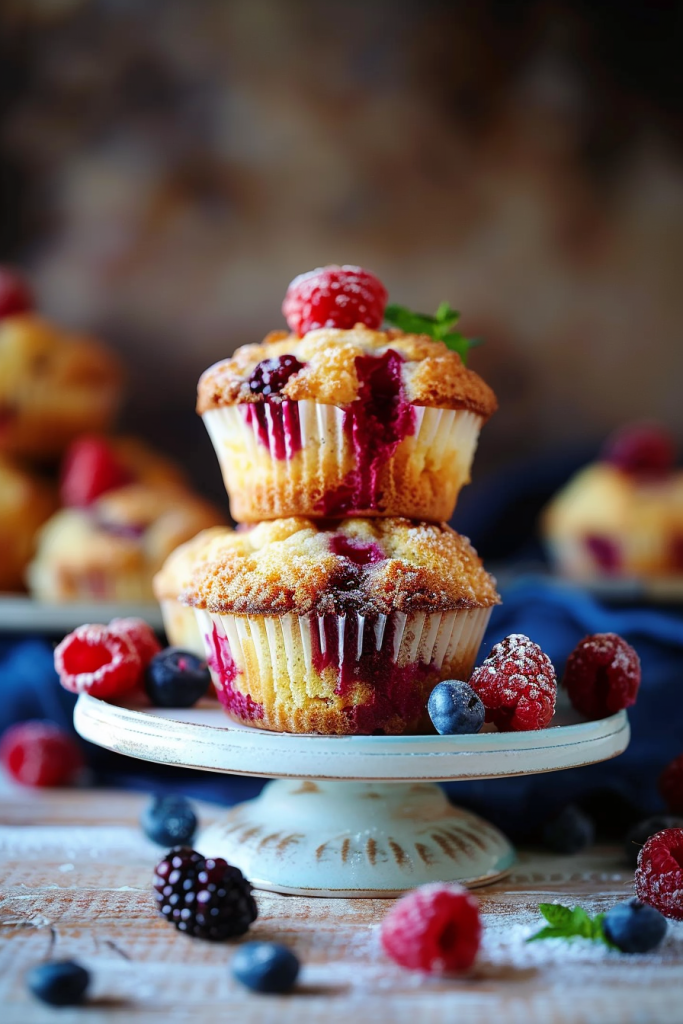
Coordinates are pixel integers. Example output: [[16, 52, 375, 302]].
[[1, 578, 682, 837]]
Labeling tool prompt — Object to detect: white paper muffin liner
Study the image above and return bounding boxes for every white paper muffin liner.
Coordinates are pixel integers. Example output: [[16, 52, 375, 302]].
[[159, 598, 206, 657], [203, 401, 482, 520], [193, 604, 492, 734]]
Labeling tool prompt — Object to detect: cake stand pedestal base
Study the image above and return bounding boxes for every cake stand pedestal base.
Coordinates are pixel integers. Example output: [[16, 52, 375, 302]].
[[196, 778, 515, 897]]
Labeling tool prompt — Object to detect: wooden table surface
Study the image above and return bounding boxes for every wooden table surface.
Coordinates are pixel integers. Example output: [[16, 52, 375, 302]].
[[1, 783, 682, 1024]]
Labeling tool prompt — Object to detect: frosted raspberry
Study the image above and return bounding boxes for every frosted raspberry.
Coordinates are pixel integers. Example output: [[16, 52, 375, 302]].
[[602, 423, 675, 478], [381, 883, 481, 974], [659, 754, 683, 815], [0, 267, 33, 319], [109, 617, 161, 665], [635, 828, 683, 920], [54, 624, 142, 698], [282, 265, 388, 335], [563, 633, 641, 720], [469, 634, 556, 731], [0, 721, 83, 787]]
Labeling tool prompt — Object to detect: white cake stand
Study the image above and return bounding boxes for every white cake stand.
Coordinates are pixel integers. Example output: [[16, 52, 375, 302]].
[[74, 695, 629, 898]]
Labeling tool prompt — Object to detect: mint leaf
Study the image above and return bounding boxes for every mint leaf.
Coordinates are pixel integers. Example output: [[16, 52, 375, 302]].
[[383, 302, 481, 365], [527, 903, 615, 947]]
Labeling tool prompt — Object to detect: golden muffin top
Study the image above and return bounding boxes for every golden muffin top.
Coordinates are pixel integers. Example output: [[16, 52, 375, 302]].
[[197, 326, 497, 419], [180, 517, 500, 616], [153, 526, 234, 600]]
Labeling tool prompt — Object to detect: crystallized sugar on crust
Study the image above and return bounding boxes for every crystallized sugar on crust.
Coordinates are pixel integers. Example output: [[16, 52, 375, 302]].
[[196, 326, 497, 418], [180, 517, 500, 616], [153, 526, 234, 600]]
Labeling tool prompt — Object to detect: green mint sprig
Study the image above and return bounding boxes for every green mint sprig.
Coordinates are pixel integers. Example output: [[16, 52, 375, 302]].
[[527, 903, 618, 948], [383, 301, 482, 365]]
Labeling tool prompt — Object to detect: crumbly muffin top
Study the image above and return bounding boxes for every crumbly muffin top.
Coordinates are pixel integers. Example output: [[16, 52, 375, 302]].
[[181, 517, 500, 616], [153, 526, 234, 600], [197, 326, 497, 418]]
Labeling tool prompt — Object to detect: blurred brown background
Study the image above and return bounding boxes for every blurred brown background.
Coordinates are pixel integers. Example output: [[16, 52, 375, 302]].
[[2, 0, 683, 503]]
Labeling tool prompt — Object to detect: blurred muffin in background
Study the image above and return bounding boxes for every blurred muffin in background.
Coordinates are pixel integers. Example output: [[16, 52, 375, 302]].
[[153, 525, 233, 654], [0, 458, 57, 592], [542, 424, 683, 581], [0, 267, 123, 463]]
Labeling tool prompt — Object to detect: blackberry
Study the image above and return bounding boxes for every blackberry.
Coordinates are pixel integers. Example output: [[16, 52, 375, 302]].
[[247, 355, 304, 397], [154, 847, 257, 940]]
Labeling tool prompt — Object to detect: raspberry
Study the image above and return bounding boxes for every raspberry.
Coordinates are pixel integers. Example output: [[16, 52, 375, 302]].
[[563, 633, 641, 720], [60, 436, 133, 507], [154, 847, 258, 940], [282, 265, 388, 335], [659, 754, 683, 815], [0, 267, 33, 319], [0, 721, 83, 787], [469, 634, 556, 731], [247, 354, 305, 397], [602, 422, 676, 478], [109, 617, 161, 665], [54, 623, 142, 698], [380, 883, 481, 974], [635, 828, 683, 920]]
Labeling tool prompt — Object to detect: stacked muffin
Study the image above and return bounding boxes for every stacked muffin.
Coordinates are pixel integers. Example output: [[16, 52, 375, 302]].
[[157, 266, 500, 735]]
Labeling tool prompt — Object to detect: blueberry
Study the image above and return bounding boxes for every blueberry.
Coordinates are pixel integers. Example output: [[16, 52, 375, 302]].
[[541, 804, 595, 854], [625, 815, 683, 867], [232, 942, 300, 994], [26, 960, 90, 1006], [602, 898, 668, 953], [141, 794, 197, 846], [145, 648, 210, 708], [427, 680, 485, 735]]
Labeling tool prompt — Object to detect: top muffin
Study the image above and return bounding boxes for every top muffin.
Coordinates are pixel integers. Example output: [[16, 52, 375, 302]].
[[198, 266, 496, 523]]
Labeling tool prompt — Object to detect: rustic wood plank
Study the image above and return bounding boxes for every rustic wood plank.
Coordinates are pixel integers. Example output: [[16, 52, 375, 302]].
[[1, 783, 682, 1024]]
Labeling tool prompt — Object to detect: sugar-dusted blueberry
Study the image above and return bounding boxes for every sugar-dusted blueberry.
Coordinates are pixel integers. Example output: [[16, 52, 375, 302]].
[[141, 794, 198, 847], [602, 898, 668, 953], [26, 960, 90, 1007], [232, 942, 300, 994], [145, 648, 211, 708], [427, 680, 485, 735], [541, 804, 595, 854], [247, 355, 304, 397]]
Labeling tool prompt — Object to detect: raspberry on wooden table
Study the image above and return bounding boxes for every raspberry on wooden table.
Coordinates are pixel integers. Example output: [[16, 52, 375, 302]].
[[54, 623, 142, 698], [282, 265, 388, 335], [563, 633, 641, 720], [469, 634, 557, 731], [109, 617, 161, 666], [0, 267, 33, 319], [60, 435, 133, 507], [380, 882, 481, 974], [154, 847, 258, 940], [659, 754, 683, 815], [0, 721, 83, 787], [635, 828, 683, 920]]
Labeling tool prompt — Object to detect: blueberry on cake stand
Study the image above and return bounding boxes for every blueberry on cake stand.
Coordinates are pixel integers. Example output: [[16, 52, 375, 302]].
[[74, 695, 629, 898]]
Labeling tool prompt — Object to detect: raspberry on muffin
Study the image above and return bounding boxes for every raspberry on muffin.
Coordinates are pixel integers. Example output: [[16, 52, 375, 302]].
[[179, 517, 500, 735]]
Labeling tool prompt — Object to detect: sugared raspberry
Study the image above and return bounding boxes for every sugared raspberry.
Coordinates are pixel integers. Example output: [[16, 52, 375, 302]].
[[380, 883, 481, 974], [247, 354, 305, 397], [635, 828, 683, 920], [602, 423, 676, 478], [0, 267, 33, 319], [60, 436, 133, 507], [469, 634, 556, 731], [154, 847, 258, 940], [54, 623, 142, 698], [659, 754, 683, 815], [109, 617, 161, 665], [282, 265, 388, 335], [563, 633, 641, 720], [0, 721, 83, 786]]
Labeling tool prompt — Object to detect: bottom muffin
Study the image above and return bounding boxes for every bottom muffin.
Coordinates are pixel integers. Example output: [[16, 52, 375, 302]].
[[180, 517, 500, 735]]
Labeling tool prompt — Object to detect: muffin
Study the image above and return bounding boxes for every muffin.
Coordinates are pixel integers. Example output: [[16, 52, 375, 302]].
[[180, 517, 500, 735], [543, 424, 683, 580], [153, 526, 233, 654], [0, 313, 123, 462], [197, 267, 496, 522], [28, 484, 225, 603], [0, 459, 57, 591]]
